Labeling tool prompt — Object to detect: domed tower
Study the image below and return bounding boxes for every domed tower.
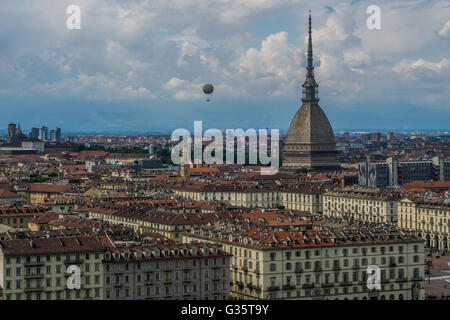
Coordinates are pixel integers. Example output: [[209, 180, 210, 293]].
[[282, 12, 339, 170]]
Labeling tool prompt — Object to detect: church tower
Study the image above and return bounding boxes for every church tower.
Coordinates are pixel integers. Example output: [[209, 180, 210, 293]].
[[282, 12, 339, 170], [179, 148, 191, 178]]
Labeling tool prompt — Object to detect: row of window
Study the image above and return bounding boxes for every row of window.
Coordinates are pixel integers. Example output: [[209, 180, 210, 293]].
[[5, 253, 101, 265]]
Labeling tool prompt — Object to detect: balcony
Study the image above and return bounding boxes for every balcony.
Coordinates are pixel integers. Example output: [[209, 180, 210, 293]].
[[247, 283, 261, 291], [411, 277, 423, 282], [339, 282, 352, 287], [24, 273, 44, 279], [352, 265, 360, 270], [314, 267, 322, 272], [395, 278, 408, 283], [64, 259, 83, 265], [24, 286, 44, 292], [332, 266, 341, 271], [321, 283, 334, 288], [267, 286, 280, 292], [282, 284, 296, 291], [389, 262, 397, 267], [295, 268, 303, 273], [24, 261, 43, 267], [302, 283, 315, 289]]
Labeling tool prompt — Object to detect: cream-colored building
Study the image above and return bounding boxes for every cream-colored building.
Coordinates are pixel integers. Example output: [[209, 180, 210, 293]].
[[0, 234, 105, 300], [398, 197, 450, 250], [85, 206, 216, 242], [323, 187, 400, 223], [183, 219, 425, 300], [171, 184, 326, 212], [172, 187, 281, 209], [103, 242, 231, 300], [280, 187, 324, 213]]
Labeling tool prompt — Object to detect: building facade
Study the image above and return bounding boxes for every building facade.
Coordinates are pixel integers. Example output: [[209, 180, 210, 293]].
[[323, 187, 401, 223], [0, 234, 105, 300], [103, 242, 231, 300], [398, 197, 450, 250], [184, 223, 425, 300]]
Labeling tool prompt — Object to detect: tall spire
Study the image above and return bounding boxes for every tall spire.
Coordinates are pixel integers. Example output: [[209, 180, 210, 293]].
[[302, 10, 319, 103]]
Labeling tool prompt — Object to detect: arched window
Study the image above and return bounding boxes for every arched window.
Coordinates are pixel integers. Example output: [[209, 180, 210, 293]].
[[389, 295, 395, 300], [399, 294, 404, 300]]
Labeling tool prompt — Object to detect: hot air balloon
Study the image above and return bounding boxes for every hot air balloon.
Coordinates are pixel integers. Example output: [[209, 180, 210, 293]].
[[202, 83, 214, 102]]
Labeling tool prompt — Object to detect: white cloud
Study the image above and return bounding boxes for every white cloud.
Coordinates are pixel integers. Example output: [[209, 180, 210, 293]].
[[394, 58, 450, 80], [234, 32, 303, 96], [438, 20, 450, 38], [0, 0, 448, 110]]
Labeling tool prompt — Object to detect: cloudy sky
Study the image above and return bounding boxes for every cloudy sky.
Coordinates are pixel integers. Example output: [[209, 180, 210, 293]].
[[0, 0, 449, 133]]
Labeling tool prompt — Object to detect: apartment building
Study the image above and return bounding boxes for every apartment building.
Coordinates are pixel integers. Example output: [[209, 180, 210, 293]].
[[14, 183, 72, 205], [183, 214, 425, 300], [103, 241, 231, 300], [0, 205, 48, 229], [86, 203, 217, 242], [398, 196, 450, 250], [280, 185, 326, 213], [171, 182, 328, 212], [171, 184, 281, 208], [0, 234, 105, 300], [323, 187, 401, 223]]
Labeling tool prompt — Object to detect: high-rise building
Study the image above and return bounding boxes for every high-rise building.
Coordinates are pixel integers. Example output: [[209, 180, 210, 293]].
[[282, 13, 339, 170], [370, 132, 381, 142], [38, 126, 49, 141], [55, 127, 62, 142], [342, 132, 350, 142], [49, 127, 62, 142], [29, 127, 39, 139], [386, 132, 394, 141]]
